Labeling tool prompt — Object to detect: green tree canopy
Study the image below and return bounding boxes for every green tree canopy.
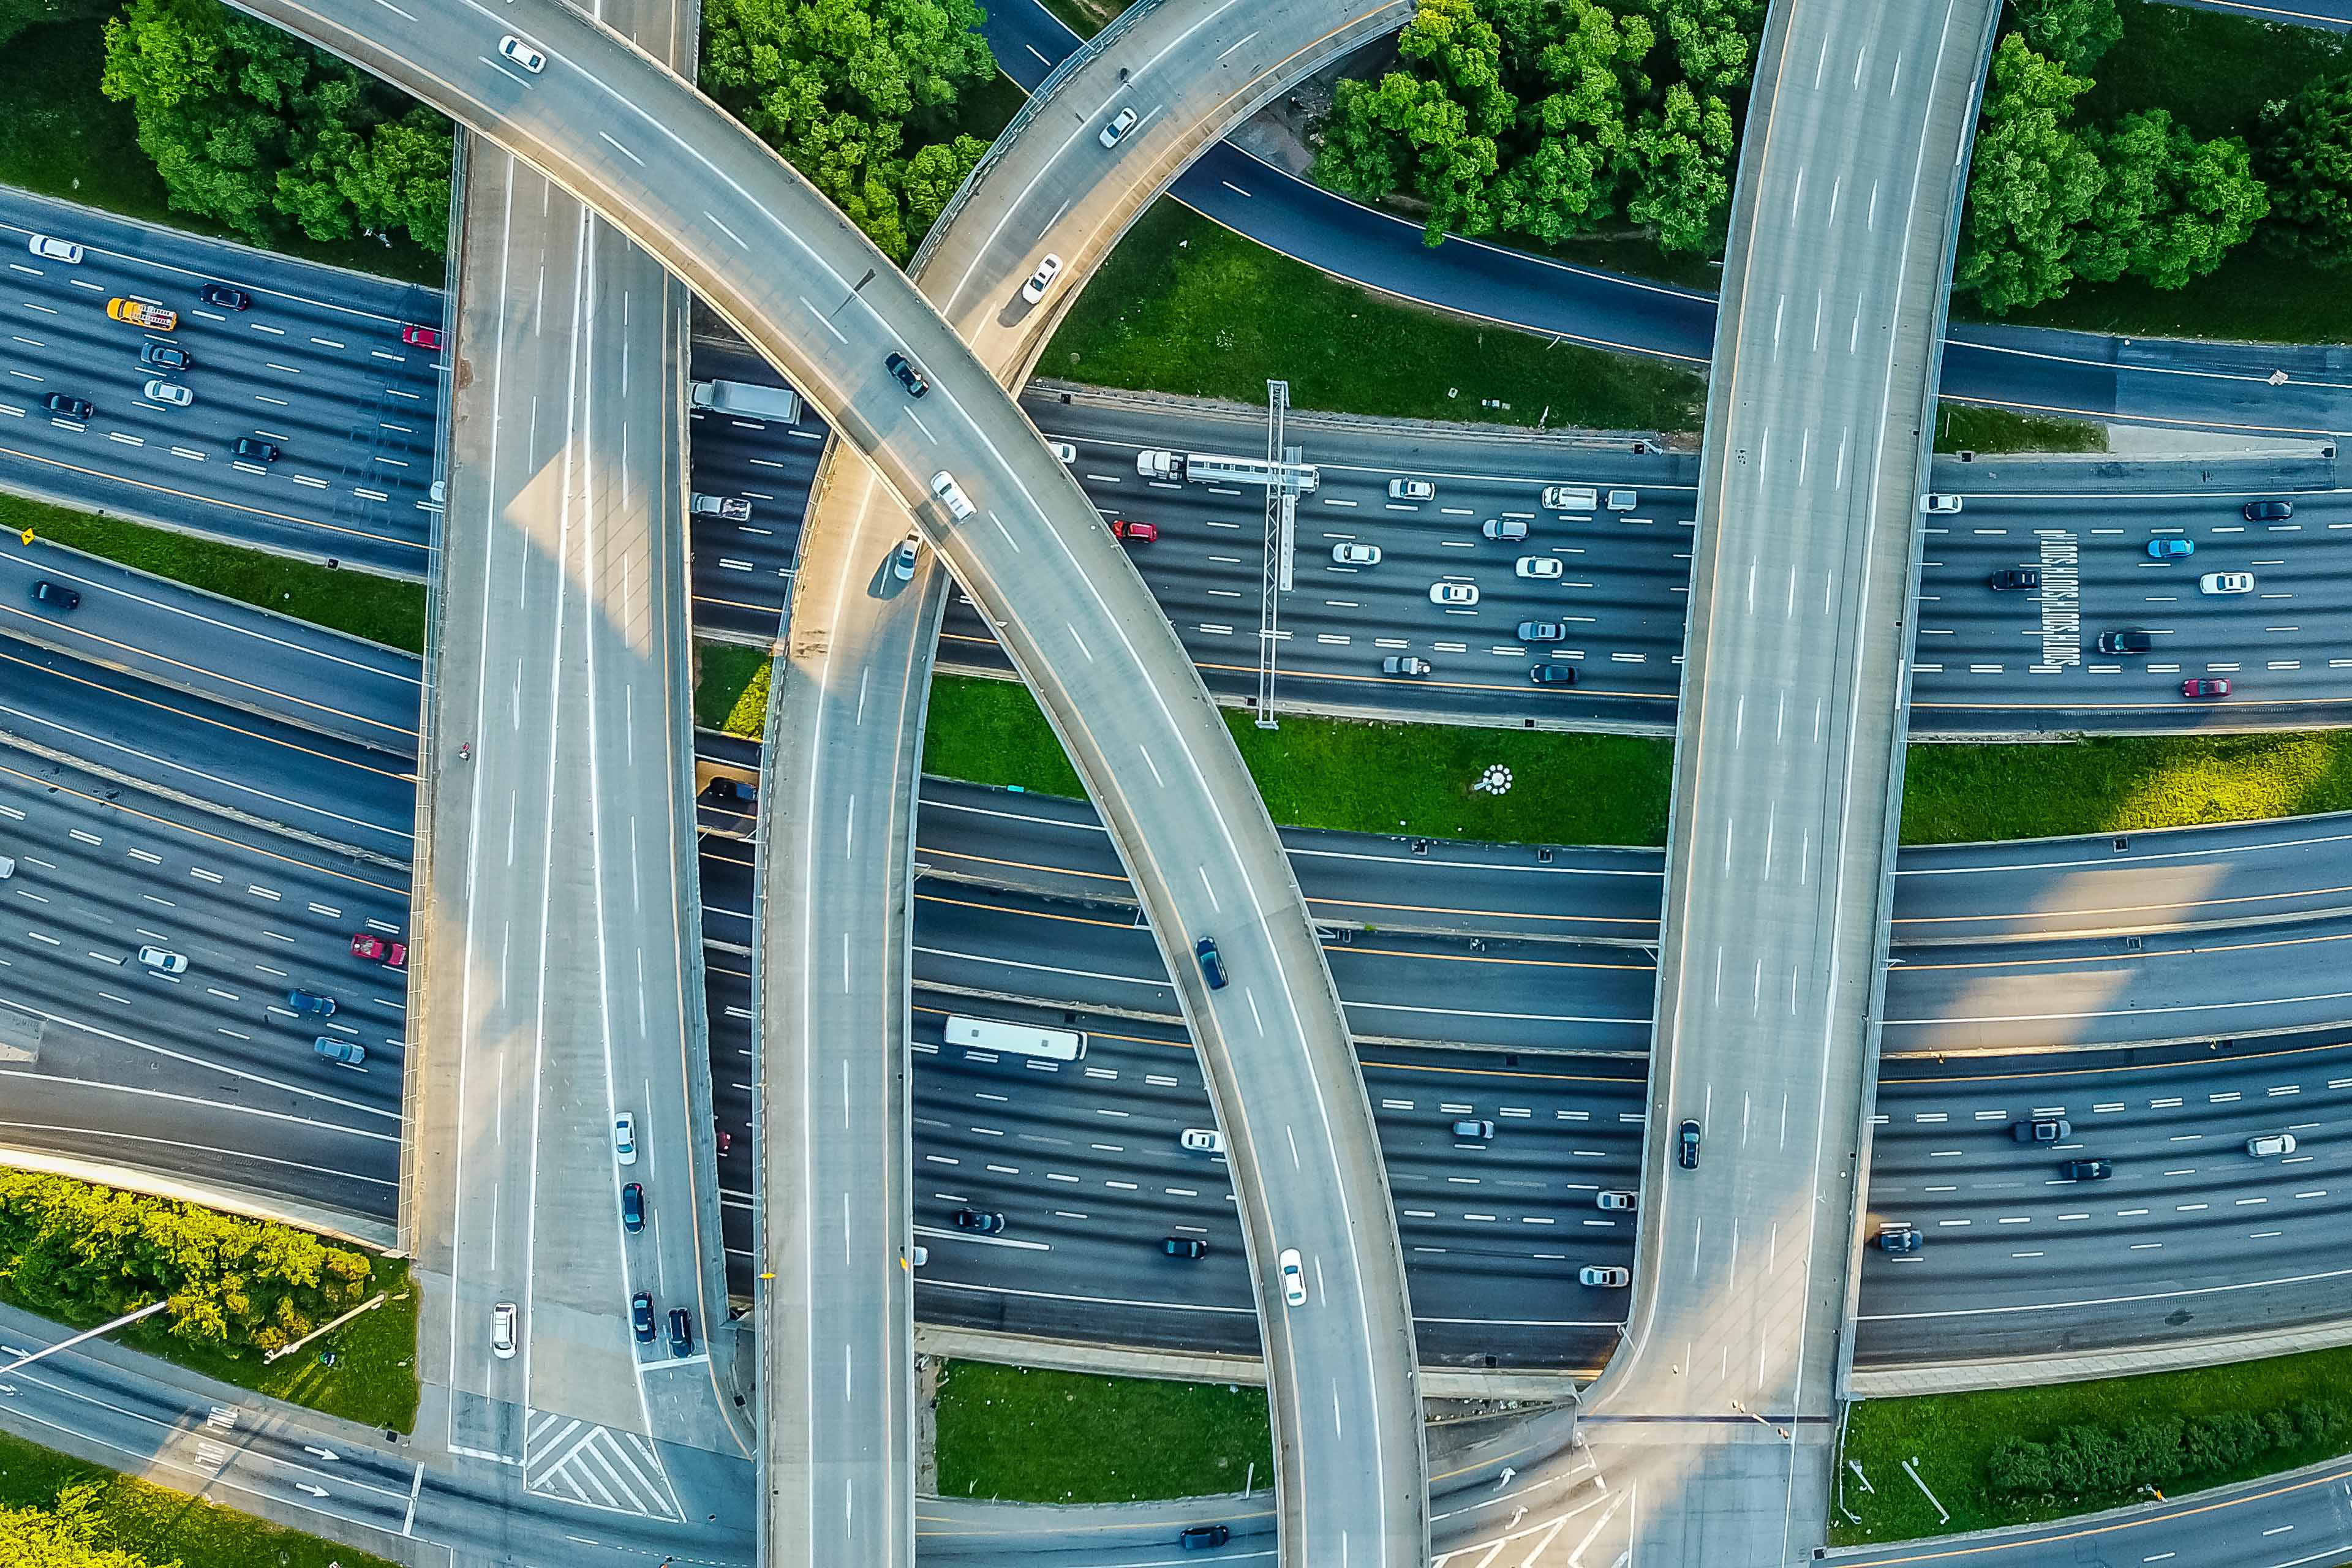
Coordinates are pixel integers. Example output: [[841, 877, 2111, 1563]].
[[2078, 109, 2267, 290], [0, 1487, 164, 1568], [2257, 71, 2352, 268], [1956, 36, 2103, 312], [1313, 0, 1757, 252], [701, 0, 998, 262], [2009, 0, 2122, 73], [100, 0, 453, 252], [0, 0, 104, 47]]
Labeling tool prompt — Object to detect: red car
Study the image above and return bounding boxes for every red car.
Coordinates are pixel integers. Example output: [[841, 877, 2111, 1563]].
[[350, 932, 409, 968], [2182, 677, 2231, 700], [401, 324, 443, 350], [1109, 518, 1158, 544]]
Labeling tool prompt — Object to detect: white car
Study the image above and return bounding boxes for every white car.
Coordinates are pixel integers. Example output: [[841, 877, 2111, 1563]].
[[1098, 106, 1139, 148], [1049, 441, 1077, 464], [1332, 541, 1381, 567], [1920, 493, 1962, 514], [1387, 478, 1434, 501], [1429, 581, 1479, 607], [930, 470, 976, 520], [1278, 1248, 1307, 1308], [491, 1302, 518, 1359], [1578, 1265, 1630, 1288], [498, 34, 546, 73], [2199, 571, 2255, 595], [1515, 556, 1564, 580], [1604, 488, 1637, 512], [1595, 1189, 1636, 1212], [892, 532, 921, 581], [28, 235, 82, 265], [1020, 254, 1064, 304], [613, 1112, 638, 1166], [1481, 517, 1528, 541], [1179, 1127, 1226, 1155], [691, 493, 752, 521], [136, 946, 188, 974], [2247, 1133, 2298, 1157], [141, 379, 192, 407]]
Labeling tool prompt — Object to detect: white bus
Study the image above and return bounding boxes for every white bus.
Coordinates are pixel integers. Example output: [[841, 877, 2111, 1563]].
[[944, 1014, 1087, 1061]]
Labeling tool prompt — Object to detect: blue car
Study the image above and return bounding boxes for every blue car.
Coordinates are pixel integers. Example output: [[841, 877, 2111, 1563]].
[[2147, 537, 2194, 560]]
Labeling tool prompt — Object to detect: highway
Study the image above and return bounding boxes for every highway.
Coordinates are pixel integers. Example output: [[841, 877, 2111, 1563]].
[[405, 0, 751, 1523], [1588, 0, 2000, 1562], [979, 0, 2352, 439], [214, 0, 1427, 1559], [747, 0, 1418, 1563], [12, 700, 2352, 1379]]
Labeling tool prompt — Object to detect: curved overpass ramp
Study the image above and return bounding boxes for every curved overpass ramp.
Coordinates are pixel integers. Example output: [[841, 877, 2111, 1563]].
[[212, 1, 1425, 1564], [754, 1, 1419, 1566]]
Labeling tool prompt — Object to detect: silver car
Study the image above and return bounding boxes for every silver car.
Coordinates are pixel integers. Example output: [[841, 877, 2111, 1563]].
[[141, 379, 193, 407]]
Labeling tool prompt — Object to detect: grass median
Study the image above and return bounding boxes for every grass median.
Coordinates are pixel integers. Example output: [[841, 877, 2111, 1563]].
[[0, 1428, 399, 1568], [1044, 199, 1707, 435], [933, 1360, 1273, 1502], [6, 492, 427, 653], [692, 656, 2352, 846], [1837, 1346, 2352, 1544]]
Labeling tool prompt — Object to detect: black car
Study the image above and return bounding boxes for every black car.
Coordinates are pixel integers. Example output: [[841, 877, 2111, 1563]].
[[1677, 1119, 1702, 1170], [30, 579, 80, 611], [139, 341, 190, 371], [1195, 935, 1228, 990], [232, 435, 281, 462], [1989, 567, 2041, 591], [286, 988, 337, 1016], [631, 1291, 656, 1343], [42, 392, 93, 421], [884, 350, 930, 398], [702, 775, 756, 804], [668, 1307, 695, 1357], [1529, 663, 1578, 686], [1162, 1236, 1208, 1259], [2243, 499, 2293, 522], [2059, 1158, 2113, 1181], [199, 282, 251, 311], [951, 1208, 1006, 1234], [621, 1181, 644, 1233], [1179, 1525, 1231, 1551], [1877, 1224, 1921, 1254], [2096, 629, 2154, 655]]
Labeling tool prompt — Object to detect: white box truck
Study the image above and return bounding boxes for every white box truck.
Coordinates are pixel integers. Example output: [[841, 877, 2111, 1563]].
[[690, 378, 802, 425]]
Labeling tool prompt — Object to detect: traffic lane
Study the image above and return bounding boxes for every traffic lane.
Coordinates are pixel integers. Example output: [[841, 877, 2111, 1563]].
[[699, 831, 756, 948], [0, 638, 417, 862], [907, 882, 1659, 1054], [1893, 813, 2352, 943], [1880, 916, 2352, 1052], [1915, 487, 2352, 718], [0, 753, 412, 1091], [912, 1006, 1635, 1365], [915, 776, 1667, 943], [0, 533, 424, 755]]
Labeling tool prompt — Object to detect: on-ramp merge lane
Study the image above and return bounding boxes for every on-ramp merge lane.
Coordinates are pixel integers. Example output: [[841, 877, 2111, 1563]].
[[213, 0, 1425, 1561]]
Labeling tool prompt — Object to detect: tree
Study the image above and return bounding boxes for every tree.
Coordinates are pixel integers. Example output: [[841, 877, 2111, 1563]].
[[1313, 0, 1755, 251], [0, 0, 104, 47], [0, 1488, 163, 1568], [2010, 0, 2121, 74], [100, 0, 453, 251], [1624, 83, 1734, 252], [2079, 110, 2266, 290], [701, 0, 997, 262], [1956, 36, 2102, 312], [2258, 72, 2352, 268]]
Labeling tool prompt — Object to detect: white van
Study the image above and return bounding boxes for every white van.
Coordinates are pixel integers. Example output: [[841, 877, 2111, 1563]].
[[0, 855, 14, 880], [1540, 484, 1597, 511]]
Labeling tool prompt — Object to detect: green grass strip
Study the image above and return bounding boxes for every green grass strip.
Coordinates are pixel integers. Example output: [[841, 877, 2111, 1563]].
[[0, 1427, 400, 1568], [5, 492, 426, 653], [694, 656, 2352, 846], [1042, 200, 1707, 434], [1837, 1345, 2352, 1544], [1934, 403, 2106, 455], [933, 1360, 1273, 1503]]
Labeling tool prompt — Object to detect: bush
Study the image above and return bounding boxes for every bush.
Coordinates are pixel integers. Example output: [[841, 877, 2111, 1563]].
[[0, 1485, 160, 1568], [0, 1171, 377, 1359], [1987, 1401, 2352, 1498]]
